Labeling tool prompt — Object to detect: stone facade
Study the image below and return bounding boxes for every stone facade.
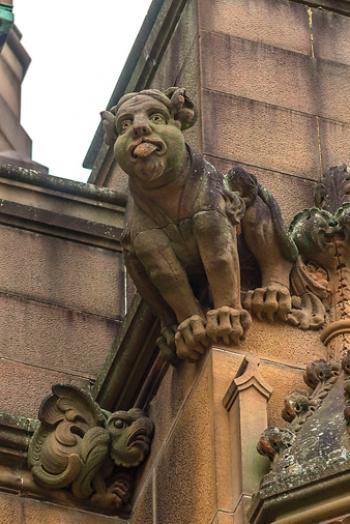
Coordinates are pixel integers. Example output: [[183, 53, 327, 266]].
[[2, 0, 350, 523]]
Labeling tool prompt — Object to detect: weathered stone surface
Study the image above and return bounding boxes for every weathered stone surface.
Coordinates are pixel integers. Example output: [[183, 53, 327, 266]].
[[131, 473, 154, 524], [148, 359, 204, 471], [155, 360, 216, 524], [313, 8, 350, 66], [0, 492, 24, 524], [24, 497, 120, 523], [199, 0, 311, 55], [150, 0, 198, 90], [0, 292, 120, 376], [201, 32, 316, 115], [213, 512, 234, 524], [202, 90, 321, 180], [0, 224, 123, 317], [240, 322, 326, 368], [319, 119, 350, 171], [318, 60, 350, 124], [0, 358, 90, 417], [175, 38, 201, 152]]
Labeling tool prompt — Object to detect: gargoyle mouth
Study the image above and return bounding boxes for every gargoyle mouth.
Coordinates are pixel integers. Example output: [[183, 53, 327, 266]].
[[129, 138, 166, 159], [127, 428, 150, 449], [320, 227, 345, 243]]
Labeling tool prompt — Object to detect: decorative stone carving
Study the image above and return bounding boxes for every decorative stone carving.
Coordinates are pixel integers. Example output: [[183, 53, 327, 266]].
[[281, 390, 315, 423], [101, 87, 304, 362], [257, 427, 295, 461], [28, 384, 154, 515], [258, 357, 340, 466], [290, 165, 350, 360]]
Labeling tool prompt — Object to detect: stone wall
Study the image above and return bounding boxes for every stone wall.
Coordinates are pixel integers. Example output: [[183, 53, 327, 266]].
[[0, 168, 125, 417]]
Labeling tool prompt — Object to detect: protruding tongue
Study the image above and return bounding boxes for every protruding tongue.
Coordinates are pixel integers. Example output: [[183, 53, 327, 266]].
[[133, 142, 158, 158]]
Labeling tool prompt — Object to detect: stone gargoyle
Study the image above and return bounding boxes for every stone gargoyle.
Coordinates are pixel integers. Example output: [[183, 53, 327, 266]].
[[101, 87, 320, 362], [28, 384, 154, 515]]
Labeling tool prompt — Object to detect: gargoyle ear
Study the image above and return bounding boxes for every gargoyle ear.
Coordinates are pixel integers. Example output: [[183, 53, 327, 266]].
[[100, 110, 117, 146], [164, 87, 197, 130]]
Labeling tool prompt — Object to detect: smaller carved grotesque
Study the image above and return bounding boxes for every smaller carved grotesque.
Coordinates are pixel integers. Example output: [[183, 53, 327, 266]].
[[258, 358, 340, 468], [289, 166, 350, 328], [281, 390, 314, 423], [257, 427, 296, 461], [28, 385, 154, 514]]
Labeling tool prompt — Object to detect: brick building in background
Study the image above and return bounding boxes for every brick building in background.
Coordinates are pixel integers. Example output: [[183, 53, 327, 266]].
[[1, 1, 350, 523]]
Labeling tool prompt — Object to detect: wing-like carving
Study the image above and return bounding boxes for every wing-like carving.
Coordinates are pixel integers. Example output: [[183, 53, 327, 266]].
[[28, 384, 154, 515], [28, 384, 108, 490]]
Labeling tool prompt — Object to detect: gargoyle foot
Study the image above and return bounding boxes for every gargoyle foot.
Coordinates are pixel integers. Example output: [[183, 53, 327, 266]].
[[175, 315, 210, 362], [287, 292, 326, 330], [206, 306, 251, 345], [91, 473, 132, 510], [157, 325, 179, 365], [243, 284, 292, 322]]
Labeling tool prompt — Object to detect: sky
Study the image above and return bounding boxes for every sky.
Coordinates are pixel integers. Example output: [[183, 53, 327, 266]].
[[14, 0, 153, 182]]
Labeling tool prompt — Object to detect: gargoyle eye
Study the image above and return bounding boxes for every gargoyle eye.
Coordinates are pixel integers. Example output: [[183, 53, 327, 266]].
[[149, 113, 166, 124], [114, 419, 127, 429]]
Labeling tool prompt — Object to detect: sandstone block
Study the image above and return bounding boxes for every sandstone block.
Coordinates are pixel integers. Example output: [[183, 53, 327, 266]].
[[0, 292, 119, 376], [202, 90, 321, 180], [0, 358, 90, 417], [201, 32, 316, 115], [313, 8, 350, 65], [318, 60, 350, 124], [199, 0, 311, 55], [319, 118, 350, 171], [0, 224, 123, 317]]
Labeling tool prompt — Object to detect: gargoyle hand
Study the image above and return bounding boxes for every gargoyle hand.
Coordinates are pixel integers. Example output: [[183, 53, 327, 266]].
[[175, 315, 210, 362], [243, 284, 292, 322], [206, 306, 251, 345]]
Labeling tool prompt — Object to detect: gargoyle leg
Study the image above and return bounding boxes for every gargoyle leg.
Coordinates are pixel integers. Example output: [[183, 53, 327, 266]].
[[242, 196, 293, 321], [193, 210, 251, 345], [193, 210, 241, 308], [124, 250, 176, 327], [242, 198, 292, 289], [133, 229, 203, 322]]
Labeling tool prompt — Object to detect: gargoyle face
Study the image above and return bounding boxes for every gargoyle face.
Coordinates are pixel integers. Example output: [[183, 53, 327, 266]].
[[281, 391, 312, 422], [257, 427, 295, 461], [106, 408, 154, 468], [114, 94, 186, 188], [290, 208, 341, 263]]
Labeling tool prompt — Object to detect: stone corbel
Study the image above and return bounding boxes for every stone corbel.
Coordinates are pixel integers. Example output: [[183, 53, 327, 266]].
[[223, 355, 272, 524], [27, 384, 154, 516]]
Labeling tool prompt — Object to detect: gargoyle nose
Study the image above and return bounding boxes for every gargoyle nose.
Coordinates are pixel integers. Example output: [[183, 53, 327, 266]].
[[132, 120, 152, 138], [329, 219, 338, 227]]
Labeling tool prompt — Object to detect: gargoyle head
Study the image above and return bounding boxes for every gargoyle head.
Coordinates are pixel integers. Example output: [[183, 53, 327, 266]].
[[101, 87, 197, 188], [289, 207, 341, 265], [107, 408, 154, 468], [257, 427, 296, 461], [281, 390, 313, 423]]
